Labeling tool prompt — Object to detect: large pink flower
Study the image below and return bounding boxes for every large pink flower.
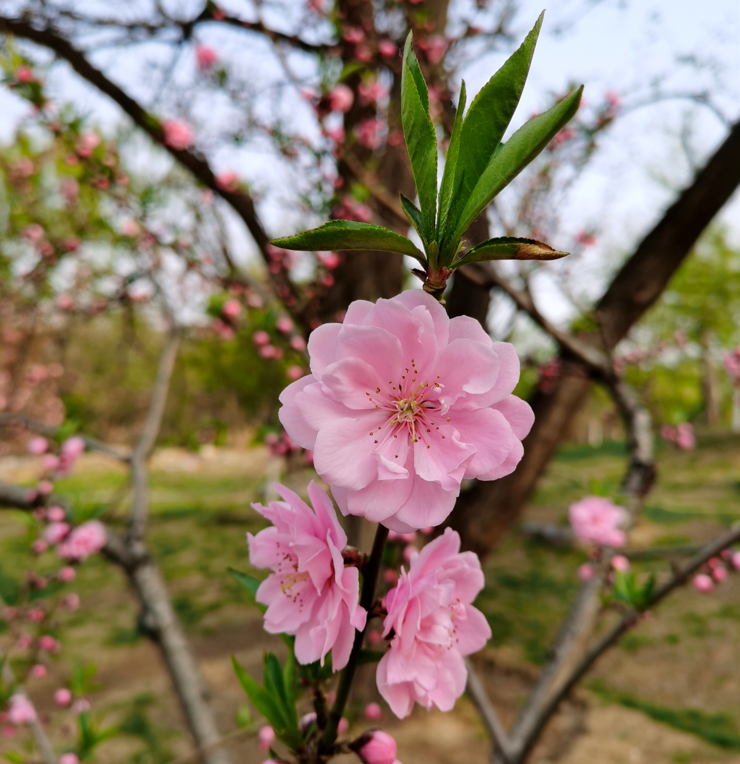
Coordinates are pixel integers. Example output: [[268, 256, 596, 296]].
[[279, 291, 533, 532], [247, 482, 367, 670], [376, 528, 491, 718], [569, 496, 626, 548]]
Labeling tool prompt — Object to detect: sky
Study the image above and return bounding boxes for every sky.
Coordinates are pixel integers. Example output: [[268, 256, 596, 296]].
[[1, 0, 738, 333]]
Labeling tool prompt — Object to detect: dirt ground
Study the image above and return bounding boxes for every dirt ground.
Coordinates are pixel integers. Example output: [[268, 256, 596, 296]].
[[1, 437, 739, 764]]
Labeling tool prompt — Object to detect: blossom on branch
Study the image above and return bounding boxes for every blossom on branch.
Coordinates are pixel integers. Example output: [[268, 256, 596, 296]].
[[57, 520, 106, 560], [279, 291, 533, 531], [569, 496, 626, 548], [376, 528, 490, 718], [247, 481, 367, 670]]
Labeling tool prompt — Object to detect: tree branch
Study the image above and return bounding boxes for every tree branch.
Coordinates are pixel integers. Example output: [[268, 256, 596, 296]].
[[465, 658, 515, 763], [0, 15, 303, 321]]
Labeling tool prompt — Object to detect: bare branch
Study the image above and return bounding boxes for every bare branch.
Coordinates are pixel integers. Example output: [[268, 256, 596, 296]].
[[0, 413, 130, 463], [128, 328, 179, 541], [0, 15, 304, 323], [465, 658, 515, 763]]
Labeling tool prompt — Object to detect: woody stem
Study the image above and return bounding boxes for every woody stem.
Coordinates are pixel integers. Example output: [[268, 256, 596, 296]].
[[319, 523, 389, 754]]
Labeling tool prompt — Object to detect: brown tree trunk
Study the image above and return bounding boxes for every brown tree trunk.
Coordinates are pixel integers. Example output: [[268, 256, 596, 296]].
[[451, 120, 740, 558], [701, 331, 720, 426]]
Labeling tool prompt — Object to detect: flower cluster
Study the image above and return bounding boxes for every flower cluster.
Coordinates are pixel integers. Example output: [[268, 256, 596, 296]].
[[247, 481, 366, 670], [377, 529, 490, 717], [279, 291, 533, 532]]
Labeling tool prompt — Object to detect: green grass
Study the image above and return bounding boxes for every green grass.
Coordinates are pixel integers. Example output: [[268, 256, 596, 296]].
[[589, 680, 740, 750]]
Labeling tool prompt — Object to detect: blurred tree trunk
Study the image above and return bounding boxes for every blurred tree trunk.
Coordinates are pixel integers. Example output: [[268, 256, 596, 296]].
[[450, 120, 740, 558]]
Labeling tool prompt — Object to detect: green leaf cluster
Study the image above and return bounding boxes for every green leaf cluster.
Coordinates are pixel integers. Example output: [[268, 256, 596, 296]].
[[612, 571, 656, 612], [272, 12, 581, 281]]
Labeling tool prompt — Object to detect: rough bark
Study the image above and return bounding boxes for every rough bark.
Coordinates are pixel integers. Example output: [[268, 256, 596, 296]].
[[452, 120, 740, 558]]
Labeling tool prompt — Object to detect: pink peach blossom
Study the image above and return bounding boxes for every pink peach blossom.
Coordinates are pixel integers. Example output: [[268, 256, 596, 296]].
[[378, 40, 397, 57], [328, 84, 354, 113], [276, 316, 294, 333], [27, 609, 44, 622], [30, 664, 47, 679], [72, 699, 90, 714], [287, 366, 304, 381], [355, 730, 400, 764], [732, 552, 740, 571], [48, 506, 66, 522], [195, 45, 219, 71], [28, 437, 48, 455], [364, 702, 383, 721], [44, 522, 71, 545], [32, 540, 49, 555], [290, 336, 307, 351], [569, 496, 626, 548], [279, 291, 533, 532], [258, 725, 275, 752], [423, 35, 448, 65], [77, 133, 100, 157], [39, 635, 60, 652], [162, 119, 194, 151], [355, 118, 383, 149], [15, 66, 34, 83], [54, 688, 72, 707], [693, 574, 713, 593], [675, 422, 695, 450], [62, 436, 85, 460], [611, 555, 630, 572], [58, 520, 106, 561], [222, 299, 241, 319], [7, 695, 36, 725], [62, 593, 80, 611], [37, 480, 53, 496], [358, 81, 389, 106], [342, 27, 365, 45], [338, 717, 350, 734], [377, 528, 490, 718], [712, 566, 727, 583], [247, 482, 367, 670], [215, 171, 239, 192], [59, 754, 79, 764]]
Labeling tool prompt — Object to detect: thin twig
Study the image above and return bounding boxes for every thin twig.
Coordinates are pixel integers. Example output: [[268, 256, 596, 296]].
[[465, 658, 514, 763]]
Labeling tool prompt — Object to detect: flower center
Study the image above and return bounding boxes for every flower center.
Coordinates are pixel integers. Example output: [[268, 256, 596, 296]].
[[394, 397, 420, 423]]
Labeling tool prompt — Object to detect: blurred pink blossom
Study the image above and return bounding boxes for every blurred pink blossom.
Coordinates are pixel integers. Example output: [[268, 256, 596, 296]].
[[569, 496, 626, 548], [77, 133, 101, 157], [378, 40, 397, 57], [342, 27, 365, 45], [355, 118, 383, 149], [7, 695, 36, 725], [358, 81, 389, 106], [286, 366, 304, 381], [328, 84, 354, 113], [675, 423, 695, 450], [290, 336, 307, 351], [693, 574, 713, 593], [611, 555, 630, 572], [195, 45, 219, 71], [577, 563, 594, 581], [39, 635, 60, 652], [162, 120, 194, 151], [48, 506, 65, 522], [30, 664, 47, 679], [28, 437, 48, 455], [15, 66, 34, 83], [60, 754, 79, 764], [258, 725, 275, 752], [58, 566, 76, 583], [58, 520, 106, 561], [222, 300, 241, 319], [355, 730, 399, 764], [364, 702, 383, 721], [44, 522, 71, 545], [54, 688, 72, 707], [215, 171, 239, 192], [62, 593, 80, 611]]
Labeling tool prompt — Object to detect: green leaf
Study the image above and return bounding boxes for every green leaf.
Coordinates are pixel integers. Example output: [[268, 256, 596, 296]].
[[4, 753, 25, 764], [231, 656, 286, 729], [399, 194, 426, 246], [451, 237, 568, 269], [436, 80, 467, 248], [442, 14, 543, 251], [236, 703, 252, 729], [272, 220, 425, 264], [228, 568, 266, 614], [448, 85, 583, 250], [284, 648, 297, 710], [264, 652, 297, 728], [401, 32, 438, 242]]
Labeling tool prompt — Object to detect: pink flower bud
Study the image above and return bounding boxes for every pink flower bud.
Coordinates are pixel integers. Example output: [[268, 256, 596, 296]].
[[578, 563, 594, 581], [611, 555, 630, 572], [367, 630, 381, 646], [16, 635, 33, 649], [162, 119, 194, 151], [693, 574, 713, 593], [253, 330, 270, 347], [364, 702, 382, 721], [258, 725, 275, 752], [7, 695, 37, 725], [62, 593, 80, 612], [222, 299, 241, 319], [378, 40, 397, 57], [215, 171, 239, 192], [39, 635, 60, 652], [732, 552, 740, 571], [4, 607, 17, 621], [32, 540, 49, 555], [61, 436, 85, 460], [712, 566, 727, 583], [328, 84, 354, 113], [402, 545, 415, 562], [195, 45, 219, 71], [28, 437, 48, 455], [275, 316, 293, 333], [44, 522, 71, 545], [15, 66, 34, 83], [48, 506, 66, 522], [356, 730, 398, 764], [42, 454, 60, 471], [72, 699, 90, 714], [28, 608, 45, 622], [58, 566, 76, 583], [30, 664, 47, 679], [289, 336, 306, 351], [55, 688, 72, 707], [383, 569, 398, 585], [338, 717, 350, 734], [37, 480, 53, 496], [286, 366, 304, 381], [299, 712, 317, 732], [60, 754, 79, 764]]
